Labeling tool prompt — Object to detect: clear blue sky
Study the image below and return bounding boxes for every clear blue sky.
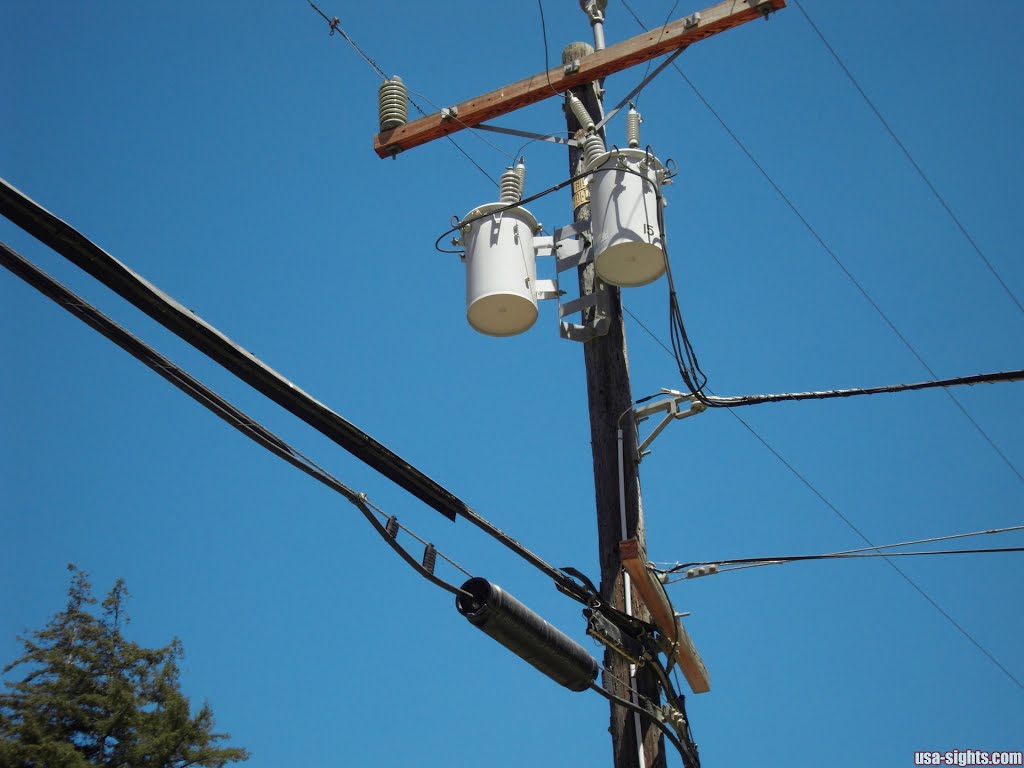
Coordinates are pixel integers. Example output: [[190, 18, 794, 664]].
[[2, 1, 1022, 766]]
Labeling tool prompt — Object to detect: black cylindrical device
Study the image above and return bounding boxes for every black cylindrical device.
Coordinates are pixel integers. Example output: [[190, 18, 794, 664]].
[[455, 577, 598, 692]]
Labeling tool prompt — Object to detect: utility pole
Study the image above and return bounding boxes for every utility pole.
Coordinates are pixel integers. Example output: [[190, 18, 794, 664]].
[[368, 3, 785, 765], [564, 6, 663, 765]]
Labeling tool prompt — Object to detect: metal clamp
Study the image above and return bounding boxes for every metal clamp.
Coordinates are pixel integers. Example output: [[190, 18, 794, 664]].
[[632, 390, 707, 462]]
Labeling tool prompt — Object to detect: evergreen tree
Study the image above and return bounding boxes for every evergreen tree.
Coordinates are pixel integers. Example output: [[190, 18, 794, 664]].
[[0, 566, 249, 768]]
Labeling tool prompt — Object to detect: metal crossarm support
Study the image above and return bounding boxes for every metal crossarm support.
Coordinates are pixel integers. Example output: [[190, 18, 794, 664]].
[[593, 47, 687, 133], [474, 124, 577, 147]]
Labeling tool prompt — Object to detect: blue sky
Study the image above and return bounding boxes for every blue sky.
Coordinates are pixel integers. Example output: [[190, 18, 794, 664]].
[[2, 1, 1022, 766]]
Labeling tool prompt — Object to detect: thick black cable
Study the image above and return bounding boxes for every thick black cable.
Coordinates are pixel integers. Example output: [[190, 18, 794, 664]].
[[705, 369, 1024, 407], [0, 177, 462, 523], [0, 241, 470, 600], [622, 306, 1024, 690], [792, 0, 1024, 318], [617, 0, 1024, 484], [588, 683, 698, 768], [0, 179, 590, 605], [658, 191, 1024, 412]]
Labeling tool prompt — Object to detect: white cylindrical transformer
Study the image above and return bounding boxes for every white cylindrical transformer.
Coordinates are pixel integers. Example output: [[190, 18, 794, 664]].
[[585, 147, 666, 287], [461, 203, 540, 337]]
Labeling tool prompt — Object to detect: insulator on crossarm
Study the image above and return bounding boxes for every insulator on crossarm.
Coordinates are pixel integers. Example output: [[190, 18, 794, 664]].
[[567, 94, 595, 133], [378, 76, 408, 132], [626, 104, 642, 148], [499, 167, 523, 203]]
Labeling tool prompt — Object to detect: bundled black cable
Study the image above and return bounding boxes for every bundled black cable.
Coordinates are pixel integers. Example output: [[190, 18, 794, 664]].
[[652, 174, 1024, 409]]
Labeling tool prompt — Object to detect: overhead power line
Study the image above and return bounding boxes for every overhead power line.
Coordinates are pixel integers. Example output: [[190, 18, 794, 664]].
[[0, 240, 471, 600], [0, 177, 463, 524], [2, 241, 680, 735], [703, 369, 1024, 408], [792, 0, 1024, 318], [664, 546, 1024, 579], [307, 0, 499, 185], [656, 524, 1024, 575], [622, 304, 1023, 691], [617, 0, 1024, 485], [661, 546, 1024, 585], [0, 178, 594, 607]]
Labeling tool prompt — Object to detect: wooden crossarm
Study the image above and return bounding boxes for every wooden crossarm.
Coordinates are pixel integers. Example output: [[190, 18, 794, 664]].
[[373, 0, 785, 158], [620, 538, 711, 694]]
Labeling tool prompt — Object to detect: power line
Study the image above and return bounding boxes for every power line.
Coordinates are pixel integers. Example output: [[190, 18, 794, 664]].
[[364, 498, 474, 579], [703, 369, 1024, 408], [621, 304, 1024, 691], [663, 546, 1024, 580], [0, 240, 472, 600], [655, 524, 1024, 572], [307, 1, 388, 80], [307, 1, 499, 186], [588, 683, 698, 768], [635, 0, 680, 109], [536, 0, 562, 98], [4, 244, 700, 754], [0, 177, 594, 607], [641, 168, 1024, 414], [617, 0, 1024, 485], [792, 0, 1024, 318]]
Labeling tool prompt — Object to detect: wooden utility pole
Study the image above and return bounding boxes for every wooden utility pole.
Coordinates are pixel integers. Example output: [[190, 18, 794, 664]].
[[565, 13, 667, 765], [563, 22, 664, 768], [369, 3, 785, 765]]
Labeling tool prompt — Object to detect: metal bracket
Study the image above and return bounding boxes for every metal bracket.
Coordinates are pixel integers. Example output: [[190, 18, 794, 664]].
[[585, 608, 645, 665], [537, 222, 610, 342], [556, 243, 610, 342], [560, 282, 609, 342], [580, 0, 608, 23], [684, 12, 701, 28], [474, 123, 577, 147], [632, 390, 707, 462], [594, 47, 687, 133], [534, 278, 561, 301]]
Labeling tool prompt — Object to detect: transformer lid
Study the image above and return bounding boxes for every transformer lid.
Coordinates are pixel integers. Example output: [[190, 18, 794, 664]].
[[461, 202, 539, 234]]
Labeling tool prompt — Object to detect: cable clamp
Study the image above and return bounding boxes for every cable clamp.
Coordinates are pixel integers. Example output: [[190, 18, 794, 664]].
[[632, 390, 707, 462]]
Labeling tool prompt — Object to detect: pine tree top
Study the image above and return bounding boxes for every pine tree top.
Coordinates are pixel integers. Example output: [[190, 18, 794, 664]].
[[0, 565, 249, 768]]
